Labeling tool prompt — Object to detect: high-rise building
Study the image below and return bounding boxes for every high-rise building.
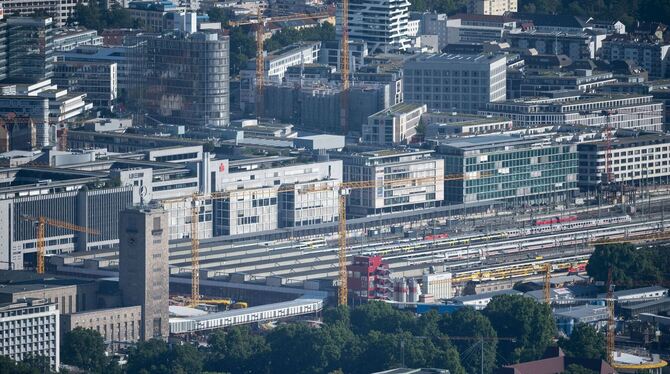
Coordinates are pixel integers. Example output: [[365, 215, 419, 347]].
[[403, 53, 507, 113], [337, 0, 412, 53], [467, 0, 517, 15], [139, 31, 229, 127], [0, 298, 59, 370], [6, 17, 55, 83], [118, 206, 169, 341]]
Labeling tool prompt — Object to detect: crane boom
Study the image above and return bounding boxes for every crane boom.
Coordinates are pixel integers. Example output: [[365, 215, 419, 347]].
[[20, 215, 98, 274]]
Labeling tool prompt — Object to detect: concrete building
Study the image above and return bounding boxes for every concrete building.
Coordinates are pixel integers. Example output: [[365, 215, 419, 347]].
[[140, 31, 229, 127], [480, 94, 664, 132], [337, 0, 411, 53], [422, 272, 453, 300], [600, 35, 670, 79], [61, 305, 142, 346], [446, 14, 517, 44], [0, 299, 59, 370], [118, 206, 169, 341], [213, 156, 342, 235], [319, 40, 368, 71], [128, 0, 180, 33], [415, 12, 448, 50], [467, 0, 517, 15], [1, 0, 77, 27], [240, 42, 320, 113], [505, 30, 604, 60], [363, 102, 427, 145], [337, 149, 445, 217], [578, 133, 670, 190], [436, 135, 579, 205], [6, 17, 55, 83], [403, 53, 506, 113], [53, 61, 117, 109], [554, 305, 609, 336]]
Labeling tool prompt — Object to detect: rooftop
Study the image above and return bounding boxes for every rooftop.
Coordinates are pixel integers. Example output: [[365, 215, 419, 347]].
[[613, 285, 668, 298], [413, 53, 506, 64], [453, 289, 522, 302], [553, 304, 609, 319]]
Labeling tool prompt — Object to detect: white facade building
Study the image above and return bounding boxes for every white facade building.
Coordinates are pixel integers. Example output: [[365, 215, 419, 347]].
[[403, 53, 507, 113], [337, 0, 412, 53], [213, 157, 343, 235], [467, 0, 517, 15], [2, 0, 77, 27], [0, 299, 59, 370], [363, 102, 427, 145], [422, 273, 453, 300], [480, 94, 664, 131], [338, 149, 445, 217]]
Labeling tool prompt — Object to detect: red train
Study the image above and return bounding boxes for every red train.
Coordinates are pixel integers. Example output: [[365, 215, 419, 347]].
[[567, 263, 586, 275], [424, 233, 449, 241], [534, 215, 578, 226]]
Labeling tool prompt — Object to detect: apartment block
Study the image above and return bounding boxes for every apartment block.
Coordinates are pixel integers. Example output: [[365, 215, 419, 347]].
[[363, 102, 427, 145], [337, 0, 411, 53], [480, 94, 664, 131], [577, 133, 670, 190], [404, 53, 506, 113], [338, 149, 445, 217], [505, 30, 604, 60], [0, 299, 59, 370], [436, 135, 578, 205], [2, 0, 76, 27], [600, 35, 670, 79]]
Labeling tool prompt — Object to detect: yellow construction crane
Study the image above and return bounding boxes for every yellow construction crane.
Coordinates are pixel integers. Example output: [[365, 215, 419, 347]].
[[20, 215, 99, 274], [543, 263, 551, 304], [229, 12, 330, 119]]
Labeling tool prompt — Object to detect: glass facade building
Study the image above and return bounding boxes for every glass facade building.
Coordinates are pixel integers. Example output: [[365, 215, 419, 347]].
[[437, 135, 578, 205], [6, 17, 54, 83]]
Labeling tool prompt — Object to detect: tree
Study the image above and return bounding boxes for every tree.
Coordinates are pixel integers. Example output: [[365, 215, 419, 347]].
[[559, 324, 606, 360], [439, 308, 498, 374], [564, 363, 598, 374], [61, 327, 108, 372], [265, 323, 345, 374], [126, 339, 203, 374], [70, 0, 137, 31], [483, 295, 556, 363], [205, 326, 269, 374], [586, 244, 664, 289], [350, 301, 416, 335], [0, 355, 56, 374], [207, 8, 233, 26]]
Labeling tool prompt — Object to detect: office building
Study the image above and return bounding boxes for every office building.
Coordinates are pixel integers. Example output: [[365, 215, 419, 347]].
[[319, 40, 368, 71], [338, 149, 445, 217], [119, 206, 169, 341], [240, 42, 320, 113], [0, 17, 7, 82], [600, 35, 670, 79], [404, 53, 506, 113], [423, 113, 513, 137], [140, 31, 229, 127], [0, 299, 59, 370], [468, 0, 517, 15], [6, 17, 55, 83], [1, 0, 78, 27], [506, 69, 617, 99], [0, 167, 138, 270], [53, 29, 103, 52], [363, 102, 427, 145], [480, 94, 664, 131], [53, 61, 117, 109], [213, 157, 342, 235], [337, 0, 411, 53], [436, 135, 579, 205], [577, 133, 670, 190], [505, 30, 604, 60]]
